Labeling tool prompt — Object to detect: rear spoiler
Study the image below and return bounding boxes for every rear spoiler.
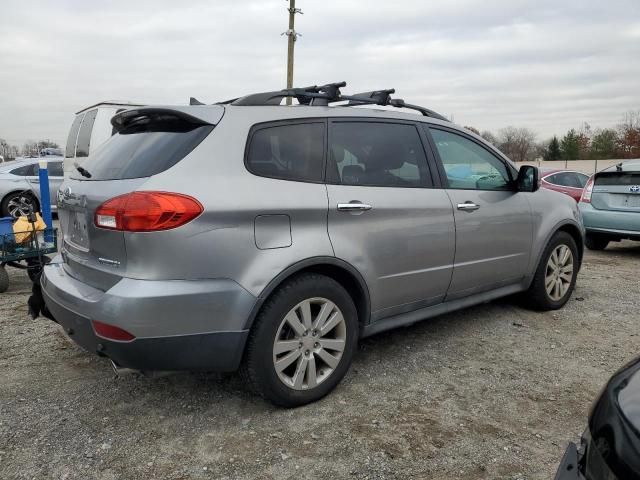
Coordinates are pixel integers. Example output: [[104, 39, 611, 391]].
[[111, 107, 223, 133]]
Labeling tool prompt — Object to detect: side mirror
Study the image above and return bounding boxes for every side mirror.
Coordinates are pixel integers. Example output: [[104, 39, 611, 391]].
[[517, 165, 540, 192]]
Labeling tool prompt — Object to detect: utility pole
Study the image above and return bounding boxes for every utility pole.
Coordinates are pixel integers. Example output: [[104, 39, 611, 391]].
[[282, 0, 302, 105]]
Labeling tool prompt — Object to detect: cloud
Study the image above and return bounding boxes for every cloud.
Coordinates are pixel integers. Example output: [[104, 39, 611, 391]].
[[0, 0, 638, 146]]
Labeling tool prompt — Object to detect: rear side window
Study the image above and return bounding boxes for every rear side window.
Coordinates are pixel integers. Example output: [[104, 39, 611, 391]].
[[70, 117, 214, 181], [75, 109, 98, 158], [547, 172, 584, 188], [10, 164, 36, 176], [327, 122, 431, 187], [595, 172, 640, 186], [246, 122, 325, 182], [65, 113, 85, 158]]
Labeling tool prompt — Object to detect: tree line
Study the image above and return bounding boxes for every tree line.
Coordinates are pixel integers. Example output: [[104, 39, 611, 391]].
[[0, 139, 60, 160], [465, 109, 640, 162]]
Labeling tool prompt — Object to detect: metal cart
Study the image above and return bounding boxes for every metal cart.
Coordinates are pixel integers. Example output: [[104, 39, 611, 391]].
[[0, 222, 58, 293]]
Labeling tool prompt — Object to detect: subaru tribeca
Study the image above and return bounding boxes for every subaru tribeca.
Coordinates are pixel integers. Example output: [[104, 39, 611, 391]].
[[42, 83, 584, 407]]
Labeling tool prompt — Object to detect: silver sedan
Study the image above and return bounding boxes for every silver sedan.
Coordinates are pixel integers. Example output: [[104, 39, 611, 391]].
[[0, 158, 64, 218]]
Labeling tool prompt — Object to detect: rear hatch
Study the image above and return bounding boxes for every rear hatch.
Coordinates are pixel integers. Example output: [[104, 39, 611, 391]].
[[591, 169, 640, 212], [58, 106, 222, 291]]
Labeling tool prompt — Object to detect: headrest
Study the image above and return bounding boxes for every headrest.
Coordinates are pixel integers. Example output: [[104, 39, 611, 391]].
[[342, 164, 365, 184], [364, 140, 405, 171]]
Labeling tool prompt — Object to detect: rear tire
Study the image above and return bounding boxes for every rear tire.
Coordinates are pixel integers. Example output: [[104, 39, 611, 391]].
[[244, 273, 358, 407], [1, 191, 39, 218], [524, 231, 578, 311], [585, 234, 609, 251]]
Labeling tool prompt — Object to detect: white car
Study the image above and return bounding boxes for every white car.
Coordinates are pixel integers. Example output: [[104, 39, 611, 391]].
[[0, 158, 64, 218]]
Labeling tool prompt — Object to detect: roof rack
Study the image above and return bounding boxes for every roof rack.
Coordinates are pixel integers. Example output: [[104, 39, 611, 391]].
[[229, 81, 449, 121]]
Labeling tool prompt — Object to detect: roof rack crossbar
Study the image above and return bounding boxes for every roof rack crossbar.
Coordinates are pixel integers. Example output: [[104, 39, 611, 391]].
[[229, 82, 449, 121], [232, 82, 346, 106], [343, 89, 396, 105]]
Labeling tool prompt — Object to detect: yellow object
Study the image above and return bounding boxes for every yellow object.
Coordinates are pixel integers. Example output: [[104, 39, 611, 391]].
[[13, 214, 46, 244]]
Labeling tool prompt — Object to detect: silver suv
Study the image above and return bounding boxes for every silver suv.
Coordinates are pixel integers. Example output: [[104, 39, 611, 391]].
[[41, 83, 584, 406]]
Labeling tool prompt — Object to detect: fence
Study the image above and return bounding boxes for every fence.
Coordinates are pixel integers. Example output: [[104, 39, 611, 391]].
[[513, 159, 639, 175]]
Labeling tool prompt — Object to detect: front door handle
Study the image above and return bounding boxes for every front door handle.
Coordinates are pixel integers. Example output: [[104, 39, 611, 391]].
[[457, 201, 480, 211], [337, 202, 372, 212]]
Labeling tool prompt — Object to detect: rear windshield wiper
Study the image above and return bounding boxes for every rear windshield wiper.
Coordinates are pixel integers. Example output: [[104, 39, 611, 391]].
[[74, 163, 92, 178]]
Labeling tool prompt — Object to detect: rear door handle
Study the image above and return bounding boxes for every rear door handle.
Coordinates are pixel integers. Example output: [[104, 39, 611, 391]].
[[457, 202, 480, 211], [337, 202, 372, 212]]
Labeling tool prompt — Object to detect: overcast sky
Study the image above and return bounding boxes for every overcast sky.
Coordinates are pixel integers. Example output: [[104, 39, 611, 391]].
[[1, 0, 639, 147]]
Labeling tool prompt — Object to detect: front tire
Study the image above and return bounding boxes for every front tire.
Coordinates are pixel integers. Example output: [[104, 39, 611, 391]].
[[525, 231, 578, 311], [244, 273, 358, 407], [585, 233, 609, 251]]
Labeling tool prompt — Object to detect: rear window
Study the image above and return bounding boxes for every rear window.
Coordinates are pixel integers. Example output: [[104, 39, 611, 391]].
[[70, 119, 214, 181], [65, 113, 85, 158], [246, 122, 325, 182], [595, 172, 640, 186]]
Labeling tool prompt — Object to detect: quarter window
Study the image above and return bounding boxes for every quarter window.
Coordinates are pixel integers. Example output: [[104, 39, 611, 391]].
[[10, 164, 37, 176], [65, 113, 85, 158], [328, 122, 430, 187], [246, 122, 325, 182], [75, 109, 98, 158], [429, 128, 511, 190]]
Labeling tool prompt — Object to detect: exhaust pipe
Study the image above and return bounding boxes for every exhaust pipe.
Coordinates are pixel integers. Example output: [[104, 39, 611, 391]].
[[109, 360, 172, 379], [110, 360, 140, 377]]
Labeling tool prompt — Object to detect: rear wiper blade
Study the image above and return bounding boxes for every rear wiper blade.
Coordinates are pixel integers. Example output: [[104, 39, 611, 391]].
[[74, 163, 92, 178]]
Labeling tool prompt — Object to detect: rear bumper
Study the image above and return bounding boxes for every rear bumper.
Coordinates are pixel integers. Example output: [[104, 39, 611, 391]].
[[41, 259, 256, 371], [579, 203, 640, 238]]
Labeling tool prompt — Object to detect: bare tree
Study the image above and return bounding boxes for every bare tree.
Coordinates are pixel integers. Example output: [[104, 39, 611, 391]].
[[0, 138, 20, 160], [21, 139, 59, 157], [480, 130, 498, 146], [498, 127, 537, 162], [617, 110, 640, 158]]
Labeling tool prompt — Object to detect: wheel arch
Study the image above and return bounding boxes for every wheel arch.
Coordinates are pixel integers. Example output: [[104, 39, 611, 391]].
[[557, 222, 584, 265], [527, 219, 584, 288], [243, 257, 371, 333]]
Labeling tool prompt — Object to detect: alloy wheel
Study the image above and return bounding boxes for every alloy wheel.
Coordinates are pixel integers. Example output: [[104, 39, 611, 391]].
[[7, 194, 36, 218], [272, 297, 347, 390], [545, 244, 574, 301]]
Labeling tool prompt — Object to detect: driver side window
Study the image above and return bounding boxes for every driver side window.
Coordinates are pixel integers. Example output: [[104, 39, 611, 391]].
[[429, 128, 511, 191]]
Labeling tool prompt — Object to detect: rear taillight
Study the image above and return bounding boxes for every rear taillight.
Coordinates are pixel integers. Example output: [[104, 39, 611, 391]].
[[580, 177, 595, 203], [95, 191, 203, 232], [92, 320, 136, 342]]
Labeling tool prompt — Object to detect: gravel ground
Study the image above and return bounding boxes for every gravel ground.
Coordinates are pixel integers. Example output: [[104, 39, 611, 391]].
[[1, 242, 639, 480]]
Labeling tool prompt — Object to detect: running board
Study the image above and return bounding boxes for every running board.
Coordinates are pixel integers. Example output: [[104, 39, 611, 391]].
[[361, 283, 524, 338]]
